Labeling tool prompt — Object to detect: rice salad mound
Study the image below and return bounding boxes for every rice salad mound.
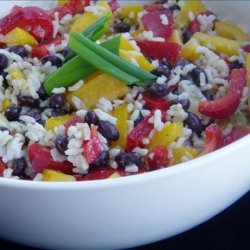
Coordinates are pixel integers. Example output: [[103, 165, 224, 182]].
[[0, 0, 250, 182]]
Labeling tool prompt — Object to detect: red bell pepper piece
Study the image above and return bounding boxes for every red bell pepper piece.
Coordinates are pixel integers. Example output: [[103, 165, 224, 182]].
[[64, 116, 84, 133], [0, 6, 53, 42], [83, 126, 103, 164], [51, 0, 90, 20], [126, 114, 154, 152], [29, 143, 73, 174], [31, 36, 63, 58], [0, 158, 7, 177], [143, 91, 170, 111], [188, 11, 214, 34], [223, 126, 250, 146], [82, 167, 116, 180], [144, 4, 165, 12], [147, 146, 169, 170], [108, 0, 120, 12], [136, 40, 181, 65], [242, 44, 250, 53], [199, 68, 246, 119], [141, 11, 174, 40], [200, 124, 223, 155]]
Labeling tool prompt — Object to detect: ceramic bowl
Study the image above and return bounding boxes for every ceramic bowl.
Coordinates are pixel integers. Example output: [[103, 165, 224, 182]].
[[1, 1, 250, 249]]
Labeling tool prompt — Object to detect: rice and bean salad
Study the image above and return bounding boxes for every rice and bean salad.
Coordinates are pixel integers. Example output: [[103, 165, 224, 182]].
[[0, 0, 250, 181]]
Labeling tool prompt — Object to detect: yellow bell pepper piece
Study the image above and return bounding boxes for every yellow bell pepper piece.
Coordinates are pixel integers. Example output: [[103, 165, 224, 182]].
[[119, 36, 154, 72], [246, 53, 250, 111], [66, 71, 129, 109], [2, 99, 12, 112], [119, 50, 154, 72], [169, 30, 183, 45], [1, 27, 38, 46], [112, 104, 128, 149], [176, 0, 205, 29], [172, 147, 200, 164], [215, 21, 249, 42], [181, 38, 202, 61], [131, 29, 144, 38], [42, 169, 76, 182], [57, 0, 68, 5], [147, 122, 183, 151], [45, 115, 73, 131], [118, 5, 144, 23], [70, 1, 111, 33], [193, 32, 240, 56], [108, 172, 121, 179]]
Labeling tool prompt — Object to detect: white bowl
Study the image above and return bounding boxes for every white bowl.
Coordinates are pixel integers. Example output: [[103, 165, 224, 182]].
[[1, 1, 250, 249]]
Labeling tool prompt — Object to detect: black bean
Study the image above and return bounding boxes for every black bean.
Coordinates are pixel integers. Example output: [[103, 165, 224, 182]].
[[85, 111, 99, 126], [151, 65, 171, 78], [0, 53, 8, 71], [190, 67, 208, 86], [115, 152, 143, 168], [97, 121, 119, 141], [12, 157, 27, 176], [202, 90, 214, 101], [50, 109, 66, 117], [230, 60, 243, 71], [148, 82, 171, 96], [17, 95, 39, 107], [160, 58, 172, 68], [169, 4, 181, 11], [37, 85, 48, 100], [58, 46, 70, 57], [175, 59, 190, 68], [114, 22, 131, 33], [182, 29, 192, 44], [0, 126, 9, 132], [170, 98, 190, 111], [41, 55, 62, 67], [184, 112, 204, 134], [50, 94, 65, 109], [26, 108, 42, 123], [9, 46, 27, 57], [55, 135, 69, 155], [90, 151, 109, 168], [5, 104, 21, 121], [0, 71, 8, 88]]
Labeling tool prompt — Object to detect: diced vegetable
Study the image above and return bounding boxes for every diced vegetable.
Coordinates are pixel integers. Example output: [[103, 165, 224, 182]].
[[118, 5, 144, 23], [172, 147, 200, 164], [44, 35, 121, 95], [83, 126, 103, 164], [64, 116, 84, 132], [70, 1, 111, 33], [112, 104, 128, 149], [147, 145, 169, 170], [70, 33, 156, 85], [0, 158, 7, 177], [181, 38, 202, 61], [108, 172, 121, 179], [199, 68, 246, 119], [43, 169, 76, 182], [146, 122, 183, 151], [126, 115, 154, 151], [136, 40, 182, 65], [169, 29, 183, 45], [0, 6, 53, 41], [200, 124, 223, 155], [245, 53, 250, 110], [143, 92, 170, 111], [193, 32, 240, 56], [215, 21, 249, 42], [45, 115, 73, 131], [144, 4, 164, 12], [1, 27, 38, 46], [141, 11, 174, 40], [108, 0, 120, 12], [66, 71, 129, 109], [176, 0, 205, 29], [223, 126, 250, 146], [51, 0, 90, 20], [2, 99, 12, 112], [29, 143, 73, 174], [83, 167, 117, 180]]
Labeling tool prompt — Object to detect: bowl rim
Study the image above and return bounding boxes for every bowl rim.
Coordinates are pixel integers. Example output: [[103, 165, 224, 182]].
[[1, 135, 250, 189]]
